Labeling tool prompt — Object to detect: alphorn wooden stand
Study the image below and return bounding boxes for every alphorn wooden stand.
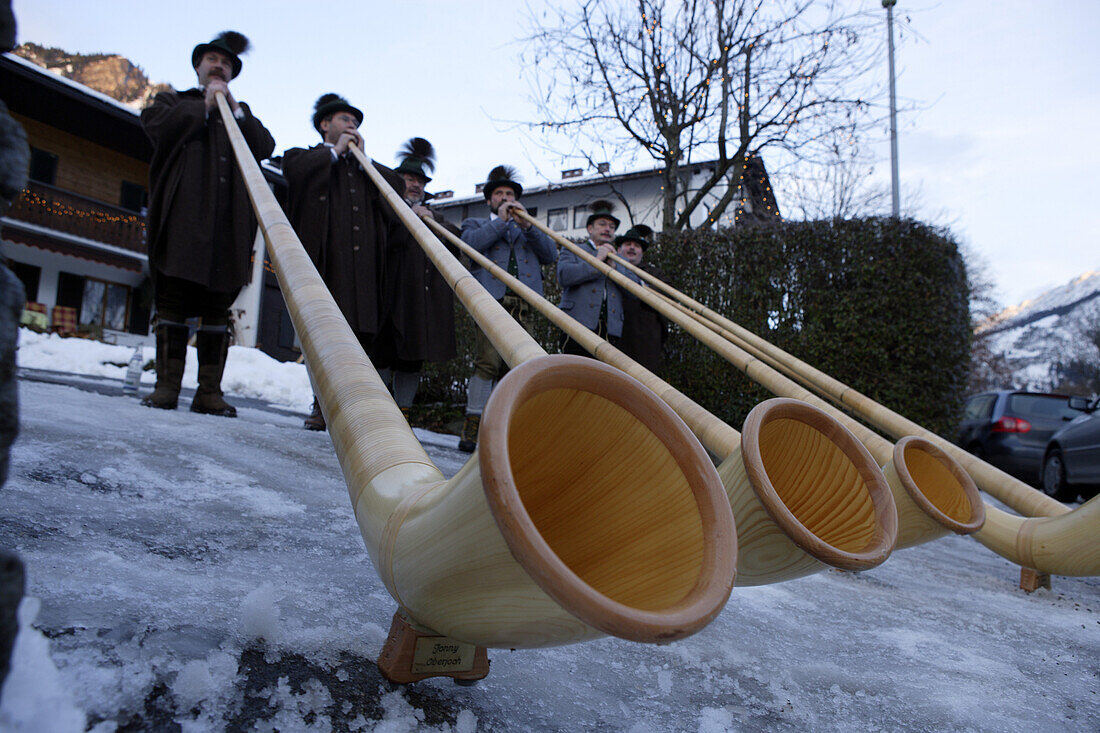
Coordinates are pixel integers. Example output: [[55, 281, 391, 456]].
[[377, 611, 489, 685]]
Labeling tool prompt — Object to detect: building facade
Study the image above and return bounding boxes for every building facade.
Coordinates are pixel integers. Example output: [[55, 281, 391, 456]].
[[0, 53, 277, 348], [430, 156, 780, 237], [2, 52, 153, 338]]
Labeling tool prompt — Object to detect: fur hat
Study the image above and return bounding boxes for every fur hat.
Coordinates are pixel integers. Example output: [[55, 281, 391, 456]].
[[311, 93, 363, 134], [482, 164, 522, 199], [586, 199, 620, 228], [394, 137, 436, 183], [614, 224, 654, 250], [191, 31, 250, 79]]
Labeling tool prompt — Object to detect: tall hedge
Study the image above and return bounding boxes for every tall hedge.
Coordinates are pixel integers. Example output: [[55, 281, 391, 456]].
[[652, 217, 972, 437], [417, 217, 971, 438]]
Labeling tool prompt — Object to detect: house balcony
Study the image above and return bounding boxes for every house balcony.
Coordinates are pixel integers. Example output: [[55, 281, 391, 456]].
[[7, 180, 146, 254]]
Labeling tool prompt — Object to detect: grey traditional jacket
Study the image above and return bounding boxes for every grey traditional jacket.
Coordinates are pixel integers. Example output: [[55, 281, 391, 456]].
[[557, 240, 639, 338], [460, 216, 557, 300]]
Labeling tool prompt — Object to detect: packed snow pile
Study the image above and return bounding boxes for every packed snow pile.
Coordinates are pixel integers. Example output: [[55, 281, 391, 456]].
[[2, 330, 1098, 731]]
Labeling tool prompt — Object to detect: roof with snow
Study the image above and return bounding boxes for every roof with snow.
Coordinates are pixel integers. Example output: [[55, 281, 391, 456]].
[[0, 52, 151, 160]]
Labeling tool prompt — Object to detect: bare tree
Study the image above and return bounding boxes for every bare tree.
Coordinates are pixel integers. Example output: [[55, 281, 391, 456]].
[[962, 243, 1014, 393], [523, 0, 882, 232], [780, 131, 891, 220]]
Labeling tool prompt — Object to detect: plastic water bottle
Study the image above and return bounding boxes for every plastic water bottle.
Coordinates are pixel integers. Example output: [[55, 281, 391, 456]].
[[123, 344, 144, 395]]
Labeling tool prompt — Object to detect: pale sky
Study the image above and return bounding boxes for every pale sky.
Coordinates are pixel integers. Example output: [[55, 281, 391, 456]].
[[11, 0, 1100, 309]]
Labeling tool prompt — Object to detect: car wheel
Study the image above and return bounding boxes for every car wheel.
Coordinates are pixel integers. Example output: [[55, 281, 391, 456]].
[[1041, 450, 1076, 502]]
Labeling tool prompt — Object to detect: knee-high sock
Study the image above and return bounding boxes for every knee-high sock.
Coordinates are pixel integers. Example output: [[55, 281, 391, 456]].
[[392, 371, 420, 409], [465, 375, 494, 416]]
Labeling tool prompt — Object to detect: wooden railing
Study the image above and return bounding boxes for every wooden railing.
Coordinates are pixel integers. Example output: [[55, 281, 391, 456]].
[[7, 180, 146, 253]]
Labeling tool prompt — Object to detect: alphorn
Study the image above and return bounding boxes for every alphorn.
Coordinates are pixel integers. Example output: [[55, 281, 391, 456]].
[[633, 266, 1100, 576], [217, 93, 737, 648], [607, 247, 1068, 519], [512, 209, 985, 554], [420, 215, 899, 584]]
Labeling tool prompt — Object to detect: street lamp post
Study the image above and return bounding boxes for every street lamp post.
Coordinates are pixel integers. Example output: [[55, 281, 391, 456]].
[[883, 0, 900, 218]]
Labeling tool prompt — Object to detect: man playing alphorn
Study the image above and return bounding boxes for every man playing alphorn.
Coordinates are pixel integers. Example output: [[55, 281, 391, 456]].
[[369, 138, 457, 420], [614, 225, 669, 376], [141, 30, 274, 416], [282, 94, 407, 431], [457, 165, 557, 452], [556, 200, 632, 355]]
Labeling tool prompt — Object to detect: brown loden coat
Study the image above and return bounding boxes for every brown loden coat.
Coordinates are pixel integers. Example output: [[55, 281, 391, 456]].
[[141, 89, 275, 293], [382, 204, 458, 363], [618, 262, 670, 376], [282, 144, 407, 337]]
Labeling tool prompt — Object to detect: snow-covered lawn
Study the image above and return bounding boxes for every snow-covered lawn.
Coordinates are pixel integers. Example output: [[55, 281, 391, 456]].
[[15, 329, 314, 412], [2, 331, 1098, 731]]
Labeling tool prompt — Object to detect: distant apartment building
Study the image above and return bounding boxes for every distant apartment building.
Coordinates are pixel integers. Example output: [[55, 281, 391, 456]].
[[429, 156, 780, 236], [0, 52, 284, 350]]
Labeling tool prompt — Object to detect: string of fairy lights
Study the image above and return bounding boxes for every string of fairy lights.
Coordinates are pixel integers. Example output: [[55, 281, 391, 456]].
[[17, 188, 144, 228]]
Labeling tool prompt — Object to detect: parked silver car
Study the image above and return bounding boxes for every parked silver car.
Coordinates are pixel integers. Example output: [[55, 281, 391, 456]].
[[1042, 396, 1100, 502]]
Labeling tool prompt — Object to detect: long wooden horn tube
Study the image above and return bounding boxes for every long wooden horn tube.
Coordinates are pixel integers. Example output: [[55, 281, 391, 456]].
[[656, 291, 984, 550], [423, 216, 898, 584], [514, 210, 987, 553], [609, 248, 1067, 520], [659, 292, 1100, 575], [593, 226, 1099, 576], [217, 95, 738, 647]]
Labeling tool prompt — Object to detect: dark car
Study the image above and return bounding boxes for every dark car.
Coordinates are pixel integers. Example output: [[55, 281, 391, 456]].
[[956, 390, 1087, 485], [1042, 397, 1100, 502]]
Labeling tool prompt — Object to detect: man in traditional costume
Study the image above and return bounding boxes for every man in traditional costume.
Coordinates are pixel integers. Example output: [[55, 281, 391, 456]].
[[282, 94, 406, 431], [457, 165, 557, 452], [615, 225, 669, 376], [141, 31, 275, 416], [556, 200, 634, 355], [369, 138, 457, 420]]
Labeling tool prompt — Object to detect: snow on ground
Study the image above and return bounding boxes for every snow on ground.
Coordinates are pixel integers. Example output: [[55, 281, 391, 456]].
[[16, 329, 314, 412], [2, 331, 1098, 731]]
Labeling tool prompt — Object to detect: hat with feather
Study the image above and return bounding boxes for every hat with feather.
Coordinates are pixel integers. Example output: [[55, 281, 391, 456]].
[[482, 164, 522, 200], [311, 93, 363, 134], [191, 30, 250, 79], [394, 138, 436, 183], [586, 199, 620, 228], [614, 223, 654, 250]]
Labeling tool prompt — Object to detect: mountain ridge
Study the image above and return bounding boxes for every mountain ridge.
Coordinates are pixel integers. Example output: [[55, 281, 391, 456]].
[[974, 268, 1100, 395], [12, 41, 170, 109]]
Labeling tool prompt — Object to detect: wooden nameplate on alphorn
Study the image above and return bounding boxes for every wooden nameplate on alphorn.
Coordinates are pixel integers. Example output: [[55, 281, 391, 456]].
[[377, 611, 490, 685]]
